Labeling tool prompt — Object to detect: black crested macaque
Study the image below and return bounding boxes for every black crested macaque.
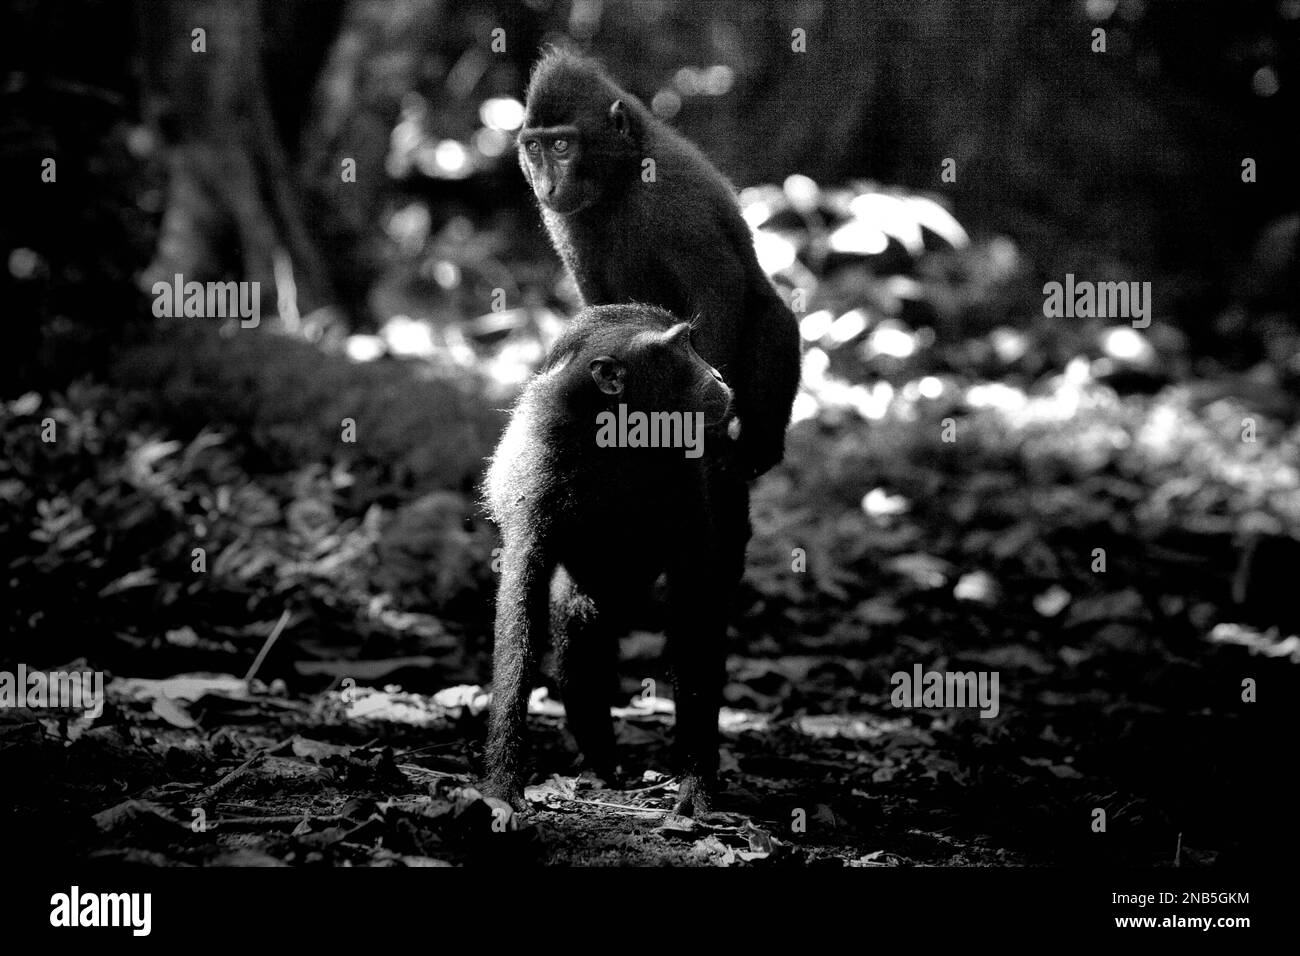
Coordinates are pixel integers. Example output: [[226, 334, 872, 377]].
[[483, 304, 739, 815], [517, 49, 800, 481]]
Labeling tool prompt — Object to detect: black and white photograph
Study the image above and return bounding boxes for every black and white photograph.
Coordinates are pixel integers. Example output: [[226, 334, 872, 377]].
[[1, 0, 1295, 932]]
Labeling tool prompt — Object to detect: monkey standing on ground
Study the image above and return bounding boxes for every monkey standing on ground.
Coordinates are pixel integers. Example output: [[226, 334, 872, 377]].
[[483, 304, 735, 814]]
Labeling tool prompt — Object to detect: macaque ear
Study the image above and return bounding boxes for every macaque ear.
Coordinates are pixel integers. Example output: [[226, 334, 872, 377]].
[[589, 356, 626, 395], [609, 100, 636, 140], [663, 322, 691, 346]]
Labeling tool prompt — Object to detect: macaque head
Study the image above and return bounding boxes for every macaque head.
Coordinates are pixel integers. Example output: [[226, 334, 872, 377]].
[[517, 51, 642, 215], [581, 308, 732, 425]]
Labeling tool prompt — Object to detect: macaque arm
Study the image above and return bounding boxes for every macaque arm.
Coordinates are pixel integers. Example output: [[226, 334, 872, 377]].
[[484, 531, 553, 805], [733, 283, 801, 478]]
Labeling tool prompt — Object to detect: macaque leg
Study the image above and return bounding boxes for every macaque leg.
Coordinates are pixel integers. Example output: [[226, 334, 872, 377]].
[[551, 566, 621, 783], [484, 537, 551, 810], [664, 474, 749, 815], [664, 573, 728, 816]]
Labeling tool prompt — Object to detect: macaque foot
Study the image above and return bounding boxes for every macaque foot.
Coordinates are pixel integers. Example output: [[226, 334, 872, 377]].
[[672, 774, 715, 817], [481, 776, 527, 813]]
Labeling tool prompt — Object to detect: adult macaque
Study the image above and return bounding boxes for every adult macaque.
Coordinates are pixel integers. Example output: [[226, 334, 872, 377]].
[[483, 304, 737, 815], [516, 49, 800, 481]]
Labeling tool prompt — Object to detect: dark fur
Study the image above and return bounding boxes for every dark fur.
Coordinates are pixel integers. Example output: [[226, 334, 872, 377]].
[[483, 304, 742, 815], [517, 49, 801, 480]]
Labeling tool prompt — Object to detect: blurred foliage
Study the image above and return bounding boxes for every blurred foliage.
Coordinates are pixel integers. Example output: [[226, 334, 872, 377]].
[[2, 327, 503, 670], [111, 320, 503, 493]]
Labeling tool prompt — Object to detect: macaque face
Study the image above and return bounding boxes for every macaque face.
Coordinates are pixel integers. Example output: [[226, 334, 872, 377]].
[[518, 126, 591, 214], [517, 91, 637, 215], [670, 324, 733, 426]]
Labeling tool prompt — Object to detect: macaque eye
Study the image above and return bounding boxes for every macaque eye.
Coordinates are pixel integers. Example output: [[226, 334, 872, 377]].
[[524, 140, 541, 154], [551, 139, 570, 155]]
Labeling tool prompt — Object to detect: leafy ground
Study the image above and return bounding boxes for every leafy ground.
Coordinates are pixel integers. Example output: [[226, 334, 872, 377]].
[[3, 182, 1297, 866], [1, 595, 1290, 867]]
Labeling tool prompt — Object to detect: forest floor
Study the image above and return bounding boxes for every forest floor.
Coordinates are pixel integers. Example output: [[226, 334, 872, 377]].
[[6, 321, 1299, 865], [6, 384, 1294, 867], [0, 610, 1285, 867]]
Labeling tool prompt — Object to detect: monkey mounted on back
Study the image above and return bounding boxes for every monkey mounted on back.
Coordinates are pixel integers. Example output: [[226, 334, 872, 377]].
[[482, 51, 800, 816], [484, 304, 733, 538], [516, 49, 800, 479]]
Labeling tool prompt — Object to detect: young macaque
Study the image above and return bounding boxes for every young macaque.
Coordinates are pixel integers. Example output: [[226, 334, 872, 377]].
[[483, 303, 738, 815]]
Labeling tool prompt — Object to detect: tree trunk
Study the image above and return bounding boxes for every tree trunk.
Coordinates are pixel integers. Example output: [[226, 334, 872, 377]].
[[138, 0, 342, 330]]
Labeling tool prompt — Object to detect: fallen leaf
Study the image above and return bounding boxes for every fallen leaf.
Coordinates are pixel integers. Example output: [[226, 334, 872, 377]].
[[294, 656, 438, 681], [150, 696, 197, 729], [525, 775, 577, 806]]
